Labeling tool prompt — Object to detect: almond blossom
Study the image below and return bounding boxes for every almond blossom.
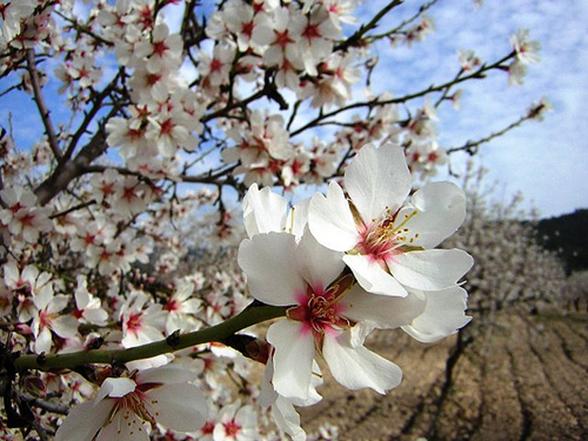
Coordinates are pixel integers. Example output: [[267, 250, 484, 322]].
[[212, 401, 258, 441], [30, 283, 78, 354], [308, 143, 473, 297], [511, 29, 540, 65], [238, 228, 415, 400], [73, 275, 108, 326], [0, 186, 52, 243], [162, 280, 201, 334], [55, 365, 208, 441], [135, 23, 183, 73]]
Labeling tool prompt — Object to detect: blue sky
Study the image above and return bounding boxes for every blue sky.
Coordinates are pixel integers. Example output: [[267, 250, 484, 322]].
[[357, 0, 588, 217], [1, 0, 586, 218]]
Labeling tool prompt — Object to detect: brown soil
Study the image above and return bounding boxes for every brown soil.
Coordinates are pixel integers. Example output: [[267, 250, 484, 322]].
[[299, 309, 588, 441]]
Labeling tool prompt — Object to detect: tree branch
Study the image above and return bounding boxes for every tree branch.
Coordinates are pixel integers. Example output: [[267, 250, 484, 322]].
[[13, 302, 286, 372], [446, 113, 531, 155], [334, 0, 404, 52], [290, 51, 515, 137], [368, 0, 439, 41], [26, 50, 62, 160]]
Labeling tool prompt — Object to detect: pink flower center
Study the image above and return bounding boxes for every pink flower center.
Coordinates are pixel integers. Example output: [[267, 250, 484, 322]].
[[126, 312, 143, 334], [17, 212, 35, 227], [201, 421, 215, 434], [287, 274, 354, 337], [302, 24, 321, 40], [112, 387, 159, 426], [159, 118, 174, 135], [9, 202, 24, 213], [223, 419, 241, 437], [356, 210, 419, 262], [274, 30, 293, 48], [39, 310, 52, 328], [152, 40, 168, 56], [163, 298, 179, 312], [209, 58, 223, 72], [241, 21, 254, 38]]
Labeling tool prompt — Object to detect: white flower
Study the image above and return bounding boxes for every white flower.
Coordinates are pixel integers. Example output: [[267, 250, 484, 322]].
[[241, 183, 308, 239], [213, 401, 258, 441], [259, 358, 323, 441], [162, 280, 201, 334], [297, 6, 339, 76], [511, 29, 540, 65], [308, 143, 473, 296], [135, 23, 183, 73], [55, 365, 208, 441], [508, 59, 527, 86], [120, 291, 165, 349], [73, 275, 108, 326], [0, 185, 52, 243], [238, 228, 413, 400], [31, 287, 78, 354]]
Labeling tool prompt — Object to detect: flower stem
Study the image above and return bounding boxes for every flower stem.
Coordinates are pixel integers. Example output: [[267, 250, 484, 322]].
[[13, 303, 287, 372]]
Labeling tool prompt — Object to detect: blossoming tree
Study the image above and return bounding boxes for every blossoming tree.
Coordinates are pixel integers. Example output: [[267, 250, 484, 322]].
[[0, 0, 546, 439]]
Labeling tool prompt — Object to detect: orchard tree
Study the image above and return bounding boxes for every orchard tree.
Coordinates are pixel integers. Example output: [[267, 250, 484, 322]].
[[0, 0, 546, 440]]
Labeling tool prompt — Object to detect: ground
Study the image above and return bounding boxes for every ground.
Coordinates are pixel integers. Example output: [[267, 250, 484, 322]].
[[299, 308, 588, 441]]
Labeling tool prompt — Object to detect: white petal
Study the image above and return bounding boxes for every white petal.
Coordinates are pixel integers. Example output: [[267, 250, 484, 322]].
[[47, 295, 69, 314], [288, 198, 310, 238], [295, 227, 345, 291], [136, 365, 198, 385], [340, 284, 425, 329], [55, 400, 113, 441], [238, 233, 305, 306], [145, 383, 207, 432], [259, 360, 278, 408], [343, 254, 407, 297], [51, 315, 78, 338], [402, 286, 472, 343], [272, 397, 306, 441], [96, 411, 148, 441], [96, 377, 136, 402], [323, 329, 402, 394], [34, 327, 52, 354], [404, 182, 467, 248], [308, 181, 359, 252], [267, 320, 315, 401], [242, 184, 288, 237], [83, 308, 108, 326], [344, 143, 411, 224], [388, 249, 474, 291]]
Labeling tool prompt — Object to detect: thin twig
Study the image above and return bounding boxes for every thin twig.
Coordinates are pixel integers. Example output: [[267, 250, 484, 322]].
[[290, 51, 515, 137], [446, 114, 531, 155], [334, 0, 405, 51], [368, 0, 440, 41]]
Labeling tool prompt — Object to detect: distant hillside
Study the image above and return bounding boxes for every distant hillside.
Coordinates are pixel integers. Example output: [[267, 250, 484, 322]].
[[536, 209, 588, 274]]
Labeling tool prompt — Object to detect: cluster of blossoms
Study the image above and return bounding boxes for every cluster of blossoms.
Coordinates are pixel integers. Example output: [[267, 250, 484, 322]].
[[236, 143, 473, 438], [0, 0, 547, 439]]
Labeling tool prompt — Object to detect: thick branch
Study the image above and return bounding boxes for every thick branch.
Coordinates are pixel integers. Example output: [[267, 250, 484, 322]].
[[26, 50, 62, 160], [34, 129, 106, 206], [34, 105, 121, 206], [14, 303, 286, 371]]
